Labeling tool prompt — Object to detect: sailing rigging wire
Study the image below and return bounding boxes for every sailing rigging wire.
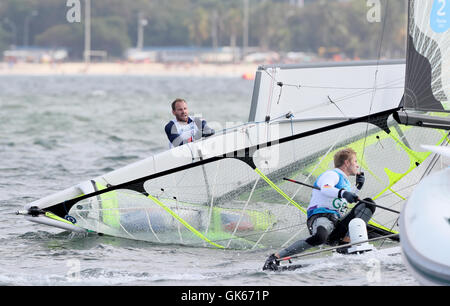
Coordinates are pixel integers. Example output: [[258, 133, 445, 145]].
[[327, 95, 348, 118], [225, 176, 260, 248], [275, 81, 404, 91], [260, 65, 405, 123], [360, 0, 390, 167]]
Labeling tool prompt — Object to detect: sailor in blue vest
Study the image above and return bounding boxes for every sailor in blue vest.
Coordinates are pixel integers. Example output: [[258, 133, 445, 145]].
[[165, 98, 215, 148], [263, 148, 375, 271]]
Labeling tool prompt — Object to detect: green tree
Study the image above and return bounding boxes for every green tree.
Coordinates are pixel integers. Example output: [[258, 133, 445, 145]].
[[187, 7, 210, 46], [35, 16, 131, 59], [223, 7, 242, 48], [91, 16, 131, 58], [0, 27, 11, 54]]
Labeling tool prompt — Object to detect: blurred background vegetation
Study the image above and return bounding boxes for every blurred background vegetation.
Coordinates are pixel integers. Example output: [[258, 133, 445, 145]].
[[0, 0, 408, 61]]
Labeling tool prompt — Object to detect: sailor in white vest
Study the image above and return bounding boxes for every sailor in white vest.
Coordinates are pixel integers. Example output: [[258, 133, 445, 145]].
[[263, 148, 375, 271], [164, 98, 215, 148]]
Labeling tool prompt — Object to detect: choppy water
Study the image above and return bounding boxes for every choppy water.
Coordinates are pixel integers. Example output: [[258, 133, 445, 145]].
[[0, 75, 419, 287]]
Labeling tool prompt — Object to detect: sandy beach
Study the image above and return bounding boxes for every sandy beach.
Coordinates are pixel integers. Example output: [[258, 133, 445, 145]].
[[0, 61, 258, 78]]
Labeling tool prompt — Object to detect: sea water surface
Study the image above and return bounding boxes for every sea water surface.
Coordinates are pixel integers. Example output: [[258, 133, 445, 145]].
[[0, 75, 418, 287]]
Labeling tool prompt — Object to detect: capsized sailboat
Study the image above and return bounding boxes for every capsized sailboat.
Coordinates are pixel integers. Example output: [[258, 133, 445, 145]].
[[18, 0, 449, 252]]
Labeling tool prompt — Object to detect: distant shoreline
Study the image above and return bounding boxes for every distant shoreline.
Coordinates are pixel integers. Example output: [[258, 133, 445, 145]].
[[0, 62, 258, 78]]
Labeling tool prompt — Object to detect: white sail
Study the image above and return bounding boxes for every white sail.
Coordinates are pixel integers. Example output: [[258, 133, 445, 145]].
[[249, 60, 405, 123]]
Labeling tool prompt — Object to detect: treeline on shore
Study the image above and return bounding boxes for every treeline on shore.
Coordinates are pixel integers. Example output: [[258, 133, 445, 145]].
[[0, 0, 407, 60]]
